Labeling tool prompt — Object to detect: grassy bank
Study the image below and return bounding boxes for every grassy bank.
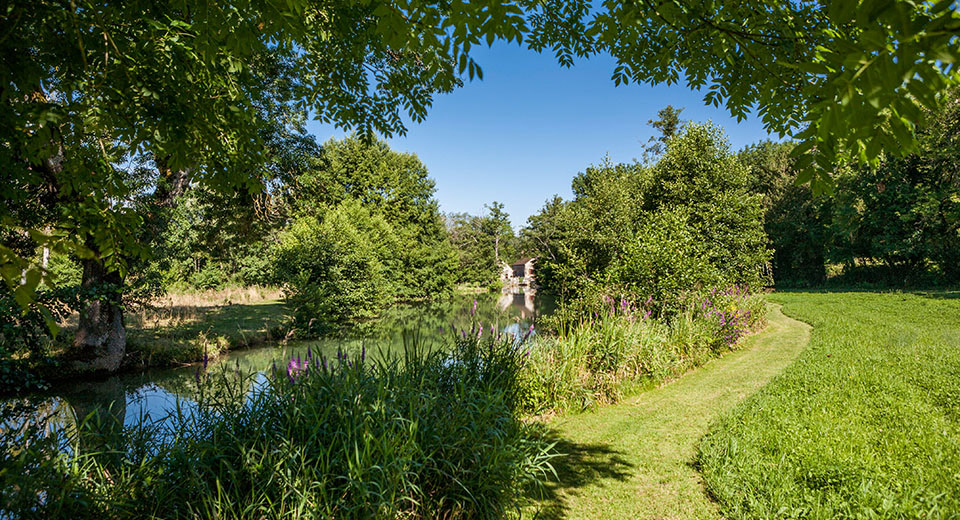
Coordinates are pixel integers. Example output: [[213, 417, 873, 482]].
[[123, 286, 289, 367], [698, 291, 960, 518], [526, 304, 810, 519]]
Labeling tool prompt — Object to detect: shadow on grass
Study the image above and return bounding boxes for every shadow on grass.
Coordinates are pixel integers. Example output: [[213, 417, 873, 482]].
[[528, 431, 635, 520]]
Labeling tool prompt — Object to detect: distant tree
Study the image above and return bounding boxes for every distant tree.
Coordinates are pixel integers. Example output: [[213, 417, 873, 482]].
[[645, 105, 685, 155], [527, 123, 770, 307], [286, 136, 458, 300], [740, 141, 830, 284], [448, 203, 517, 286]]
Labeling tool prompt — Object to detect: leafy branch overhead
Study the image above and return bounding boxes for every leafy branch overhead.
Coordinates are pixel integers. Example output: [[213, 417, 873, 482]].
[[526, 0, 960, 193], [2, 0, 958, 301]]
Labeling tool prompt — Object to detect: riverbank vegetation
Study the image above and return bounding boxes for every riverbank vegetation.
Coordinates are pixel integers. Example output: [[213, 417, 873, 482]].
[[520, 287, 766, 416], [2, 335, 553, 518]]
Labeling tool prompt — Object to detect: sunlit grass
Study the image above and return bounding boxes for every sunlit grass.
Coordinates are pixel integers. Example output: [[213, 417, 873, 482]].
[[698, 291, 960, 519]]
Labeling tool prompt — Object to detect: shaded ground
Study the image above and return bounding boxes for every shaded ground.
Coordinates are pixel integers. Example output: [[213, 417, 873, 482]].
[[528, 304, 811, 519]]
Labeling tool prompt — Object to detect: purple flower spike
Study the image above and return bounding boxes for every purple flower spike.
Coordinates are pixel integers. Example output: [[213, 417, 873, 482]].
[[361, 345, 366, 363], [307, 347, 313, 360], [461, 330, 467, 339], [490, 324, 495, 336], [471, 299, 478, 315], [202, 351, 209, 371]]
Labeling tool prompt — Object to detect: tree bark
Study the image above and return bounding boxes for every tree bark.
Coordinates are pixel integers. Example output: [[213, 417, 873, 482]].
[[69, 258, 126, 373]]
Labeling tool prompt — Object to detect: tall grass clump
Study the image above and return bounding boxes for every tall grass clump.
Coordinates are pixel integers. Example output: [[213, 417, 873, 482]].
[[519, 286, 766, 415], [2, 334, 553, 519]]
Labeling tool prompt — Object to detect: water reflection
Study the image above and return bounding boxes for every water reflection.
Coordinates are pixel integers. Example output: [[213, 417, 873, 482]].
[[3, 290, 552, 439]]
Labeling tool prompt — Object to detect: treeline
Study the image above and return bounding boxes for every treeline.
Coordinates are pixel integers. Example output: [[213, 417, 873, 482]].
[[743, 91, 960, 286], [522, 120, 771, 311], [523, 97, 960, 311], [42, 136, 527, 330]]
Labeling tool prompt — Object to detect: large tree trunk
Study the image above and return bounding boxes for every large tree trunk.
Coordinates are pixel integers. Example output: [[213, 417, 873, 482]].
[[69, 258, 126, 373]]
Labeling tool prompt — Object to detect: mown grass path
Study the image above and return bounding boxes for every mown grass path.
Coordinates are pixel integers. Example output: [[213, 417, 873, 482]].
[[529, 304, 811, 519]]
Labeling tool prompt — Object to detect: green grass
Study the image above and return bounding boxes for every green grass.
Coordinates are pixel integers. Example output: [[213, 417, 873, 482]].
[[125, 299, 290, 367], [527, 304, 811, 519], [698, 291, 960, 519]]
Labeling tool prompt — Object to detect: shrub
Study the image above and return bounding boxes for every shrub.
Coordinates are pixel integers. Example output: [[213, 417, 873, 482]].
[[273, 200, 396, 332]]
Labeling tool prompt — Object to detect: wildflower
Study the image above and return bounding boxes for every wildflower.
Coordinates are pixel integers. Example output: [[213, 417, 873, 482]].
[[202, 351, 209, 371], [307, 346, 313, 360], [471, 299, 478, 315]]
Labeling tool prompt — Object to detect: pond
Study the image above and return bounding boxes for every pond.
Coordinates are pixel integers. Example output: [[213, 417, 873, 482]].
[[3, 289, 552, 438]]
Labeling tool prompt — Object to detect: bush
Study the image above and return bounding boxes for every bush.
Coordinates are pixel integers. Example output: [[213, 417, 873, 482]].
[[273, 200, 396, 332], [1, 334, 553, 519]]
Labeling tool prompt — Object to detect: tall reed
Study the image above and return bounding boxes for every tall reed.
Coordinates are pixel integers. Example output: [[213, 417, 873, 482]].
[[2, 333, 553, 519]]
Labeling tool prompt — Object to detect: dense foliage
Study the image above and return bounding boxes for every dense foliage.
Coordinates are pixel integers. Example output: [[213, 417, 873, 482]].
[[698, 291, 960, 519], [742, 89, 960, 286], [273, 137, 458, 331], [526, 123, 770, 309], [447, 202, 520, 287]]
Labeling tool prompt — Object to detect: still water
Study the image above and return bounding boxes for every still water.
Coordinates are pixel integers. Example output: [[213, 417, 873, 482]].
[[6, 290, 551, 435]]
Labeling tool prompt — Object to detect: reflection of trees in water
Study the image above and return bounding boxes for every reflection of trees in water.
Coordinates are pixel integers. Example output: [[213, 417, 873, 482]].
[[6, 293, 557, 448]]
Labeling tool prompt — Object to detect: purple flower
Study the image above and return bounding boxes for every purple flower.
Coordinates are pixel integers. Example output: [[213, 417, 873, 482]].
[[202, 351, 209, 371], [307, 347, 313, 360], [471, 299, 478, 315]]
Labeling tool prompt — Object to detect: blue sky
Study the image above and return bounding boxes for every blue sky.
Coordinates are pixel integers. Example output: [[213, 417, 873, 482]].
[[306, 43, 774, 229]]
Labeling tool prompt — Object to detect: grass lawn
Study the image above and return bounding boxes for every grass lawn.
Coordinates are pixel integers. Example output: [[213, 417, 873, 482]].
[[698, 291, 960, 519], [123, 287, 290, 367], [527, 304, 811, 519]]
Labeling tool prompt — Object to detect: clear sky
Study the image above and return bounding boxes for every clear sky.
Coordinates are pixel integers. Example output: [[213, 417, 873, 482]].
[[306, 42, 774, 229]]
